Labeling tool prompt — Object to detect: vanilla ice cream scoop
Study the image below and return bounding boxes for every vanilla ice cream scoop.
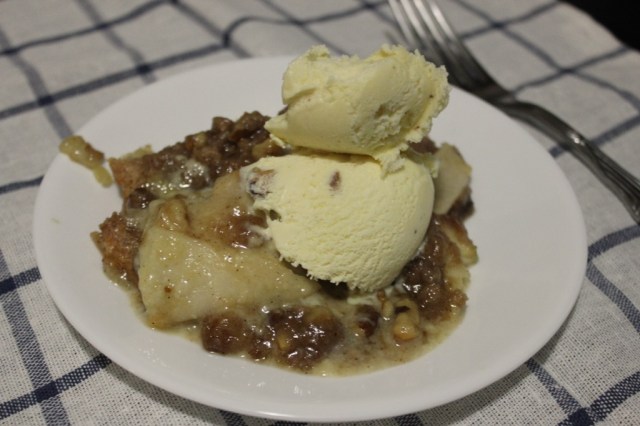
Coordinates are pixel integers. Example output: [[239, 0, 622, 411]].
[[241, 153, 435, 292], [265, 45, 449, 171]]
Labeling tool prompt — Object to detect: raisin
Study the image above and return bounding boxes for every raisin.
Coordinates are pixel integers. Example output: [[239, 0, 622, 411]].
[[268, 306, 343, 371], [125, 187, 156, 210], [354, 305, 380, 338], [201, 313, 250, 355]]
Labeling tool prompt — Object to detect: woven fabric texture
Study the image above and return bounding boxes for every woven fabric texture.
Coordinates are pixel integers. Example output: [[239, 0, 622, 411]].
[[1, 1, 639, 424]]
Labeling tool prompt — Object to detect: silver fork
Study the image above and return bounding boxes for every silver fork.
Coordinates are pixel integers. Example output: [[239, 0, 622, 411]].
[[389, 0, 640, 223]]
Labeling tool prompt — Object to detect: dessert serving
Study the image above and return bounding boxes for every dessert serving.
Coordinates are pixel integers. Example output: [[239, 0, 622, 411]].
[[81, 45, 477, 375]]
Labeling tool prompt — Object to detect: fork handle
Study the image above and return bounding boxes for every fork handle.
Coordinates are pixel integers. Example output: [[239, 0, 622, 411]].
[[497, 100, 640, 223]]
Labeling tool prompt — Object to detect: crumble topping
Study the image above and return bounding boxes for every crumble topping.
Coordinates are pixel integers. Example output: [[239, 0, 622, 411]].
[[91, 112, 477, 375]]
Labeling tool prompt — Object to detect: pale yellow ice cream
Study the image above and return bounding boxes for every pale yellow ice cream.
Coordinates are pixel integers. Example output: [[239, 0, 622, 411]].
[[239, 45, 450, 292], [265, 45, 449, 171], [241, 153, 435, 292]]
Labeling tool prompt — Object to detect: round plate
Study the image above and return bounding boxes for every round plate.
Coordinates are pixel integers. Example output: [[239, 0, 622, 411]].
[[33, 57, 587, 422]]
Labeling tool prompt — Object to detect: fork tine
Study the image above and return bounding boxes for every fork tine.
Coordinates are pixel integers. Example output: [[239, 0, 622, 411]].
[[403, 0, 472, 86], [418, 0, 494, 86], [388, 0, 448, 69], [389, 0, 470, 87], [388, 0, 494, 90]]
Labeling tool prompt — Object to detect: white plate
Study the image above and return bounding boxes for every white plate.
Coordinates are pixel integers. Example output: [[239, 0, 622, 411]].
[[33, 57, 587, 422]]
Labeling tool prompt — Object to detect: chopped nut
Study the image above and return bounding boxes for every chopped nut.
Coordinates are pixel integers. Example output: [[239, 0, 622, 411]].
[[395, 299, 420, 324], [381, 300, 395, 319], [393, 312, 419, 342]]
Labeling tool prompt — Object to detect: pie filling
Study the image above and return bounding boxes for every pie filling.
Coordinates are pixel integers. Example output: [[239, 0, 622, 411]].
[[92, 111, 477, 375]]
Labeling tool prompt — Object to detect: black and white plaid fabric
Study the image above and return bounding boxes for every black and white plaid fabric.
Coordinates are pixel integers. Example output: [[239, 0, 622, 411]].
[[1, 1, 638, 424]]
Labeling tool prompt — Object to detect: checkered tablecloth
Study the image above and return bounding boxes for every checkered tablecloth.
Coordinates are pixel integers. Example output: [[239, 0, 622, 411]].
[[1, 1, 639, 424]]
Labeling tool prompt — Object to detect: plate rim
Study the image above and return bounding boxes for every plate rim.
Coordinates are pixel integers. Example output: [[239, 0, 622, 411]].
[[33, 56, 587, 422]]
